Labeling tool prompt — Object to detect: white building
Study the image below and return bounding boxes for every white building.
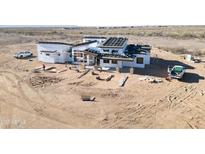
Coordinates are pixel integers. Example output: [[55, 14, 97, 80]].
[[98, 40, 151, 69], [37, 37, 151, 69], [37, 42, 72, 63]]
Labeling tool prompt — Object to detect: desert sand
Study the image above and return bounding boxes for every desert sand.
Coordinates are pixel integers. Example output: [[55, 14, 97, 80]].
[[0, 27, 205, 128]]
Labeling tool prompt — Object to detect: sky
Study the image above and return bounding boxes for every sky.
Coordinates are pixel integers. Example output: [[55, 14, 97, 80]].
[[0, 0, 205, 26]]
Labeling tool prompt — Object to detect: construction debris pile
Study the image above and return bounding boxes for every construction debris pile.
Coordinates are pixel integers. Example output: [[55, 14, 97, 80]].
[[139, 76, 163, 83], [30, 76, 63, 88]]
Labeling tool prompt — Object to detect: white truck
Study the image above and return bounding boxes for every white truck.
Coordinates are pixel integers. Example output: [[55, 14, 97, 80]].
[[14, 51, 33, 59]]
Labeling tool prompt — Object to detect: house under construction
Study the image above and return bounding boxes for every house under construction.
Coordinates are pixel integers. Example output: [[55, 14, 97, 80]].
[[37, 36, 151, 68]]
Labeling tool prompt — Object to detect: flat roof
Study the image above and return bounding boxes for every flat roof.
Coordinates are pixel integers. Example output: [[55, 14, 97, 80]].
[[38, 41, 73, 46], [100, 37, 128, 48], [40, 50, 57, 53], [73, 40, 98, 47], [102, 56, 133, 61]]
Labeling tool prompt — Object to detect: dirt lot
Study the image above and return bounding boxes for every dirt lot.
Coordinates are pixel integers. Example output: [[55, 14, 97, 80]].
[[1, 27, 205, 128]]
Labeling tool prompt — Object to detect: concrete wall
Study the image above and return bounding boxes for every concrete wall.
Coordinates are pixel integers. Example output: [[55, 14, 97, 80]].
[[122, 61, 145, 68], [134, 53, 150, 65], [37, 43, 72, 63], [99, 54, 150, 69], [122, 54, 150, 68], [38, 52, 56, 63]]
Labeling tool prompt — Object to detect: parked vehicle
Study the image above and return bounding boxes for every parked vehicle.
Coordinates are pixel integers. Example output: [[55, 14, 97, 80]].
[[168, 65, 185, 79], [14, 51, 33, 59]]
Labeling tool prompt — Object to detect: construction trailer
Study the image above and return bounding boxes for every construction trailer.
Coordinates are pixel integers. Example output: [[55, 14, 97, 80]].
[[37, 42, 72, 63]]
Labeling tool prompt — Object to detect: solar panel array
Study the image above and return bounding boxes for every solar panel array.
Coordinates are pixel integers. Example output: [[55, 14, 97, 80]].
[[103, 37, 127, 47]]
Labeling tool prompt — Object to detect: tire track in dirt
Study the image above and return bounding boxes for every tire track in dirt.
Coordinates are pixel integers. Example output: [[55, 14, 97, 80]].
[[101, 84, 203, 128], [163, 84, 198, 109], [101, 103, 157, 128], [0, 70, 81, 127], [155, 84, 205, 128]]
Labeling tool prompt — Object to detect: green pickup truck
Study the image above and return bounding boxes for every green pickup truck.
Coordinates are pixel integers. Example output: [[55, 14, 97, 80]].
[[168, 65, 185, 79]]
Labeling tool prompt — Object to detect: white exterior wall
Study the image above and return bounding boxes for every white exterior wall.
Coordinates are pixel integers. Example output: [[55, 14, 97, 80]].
[[38, 52, 55, 63], [100, 59, 123, 68], [122, 61, 145, 68], [37, 43, 72, 63], [143, 53, 150, 64], [122, 54, 150, 68], [134, 53, 150, 65]]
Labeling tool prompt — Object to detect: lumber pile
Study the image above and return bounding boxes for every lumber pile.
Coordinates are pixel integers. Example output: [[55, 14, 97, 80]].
[[96, 76, 105, 81], [32, 66, 43, 73], [91, 71, 99, 75], [58, 68, 68, 73], [30, 76, 63, 88], [139, 76, 163, 83], [45, 66, 56, 71], [78, 69, 90, 79], [119, 76, 128, 87], [105, 75, 114, 81], [32, 66, 57, 73]]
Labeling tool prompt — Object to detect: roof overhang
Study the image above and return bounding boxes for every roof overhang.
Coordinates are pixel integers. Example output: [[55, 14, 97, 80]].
[[40, 50, 57, 53], [101, 56, 133, 61], [84, 51, 98, 56], [38, 41, 72, 46]]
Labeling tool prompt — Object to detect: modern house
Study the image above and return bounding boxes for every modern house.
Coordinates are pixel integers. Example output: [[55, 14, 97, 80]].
[[37, 42, 72, 63], [37, 37, 151, 69]]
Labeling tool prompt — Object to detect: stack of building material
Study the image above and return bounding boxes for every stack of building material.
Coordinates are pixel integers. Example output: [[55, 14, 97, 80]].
[[78, 69, 90, 78], [58, 68, 68, 73], [91, 71, 99, 75], [139, 76, 163, 83], [96, 76, 104, 81], [106, 75, 114, 81], [119, 76, 128, 87]]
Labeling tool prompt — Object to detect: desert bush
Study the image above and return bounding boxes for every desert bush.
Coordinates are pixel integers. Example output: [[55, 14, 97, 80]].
[[157, 46, 205, 56]]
